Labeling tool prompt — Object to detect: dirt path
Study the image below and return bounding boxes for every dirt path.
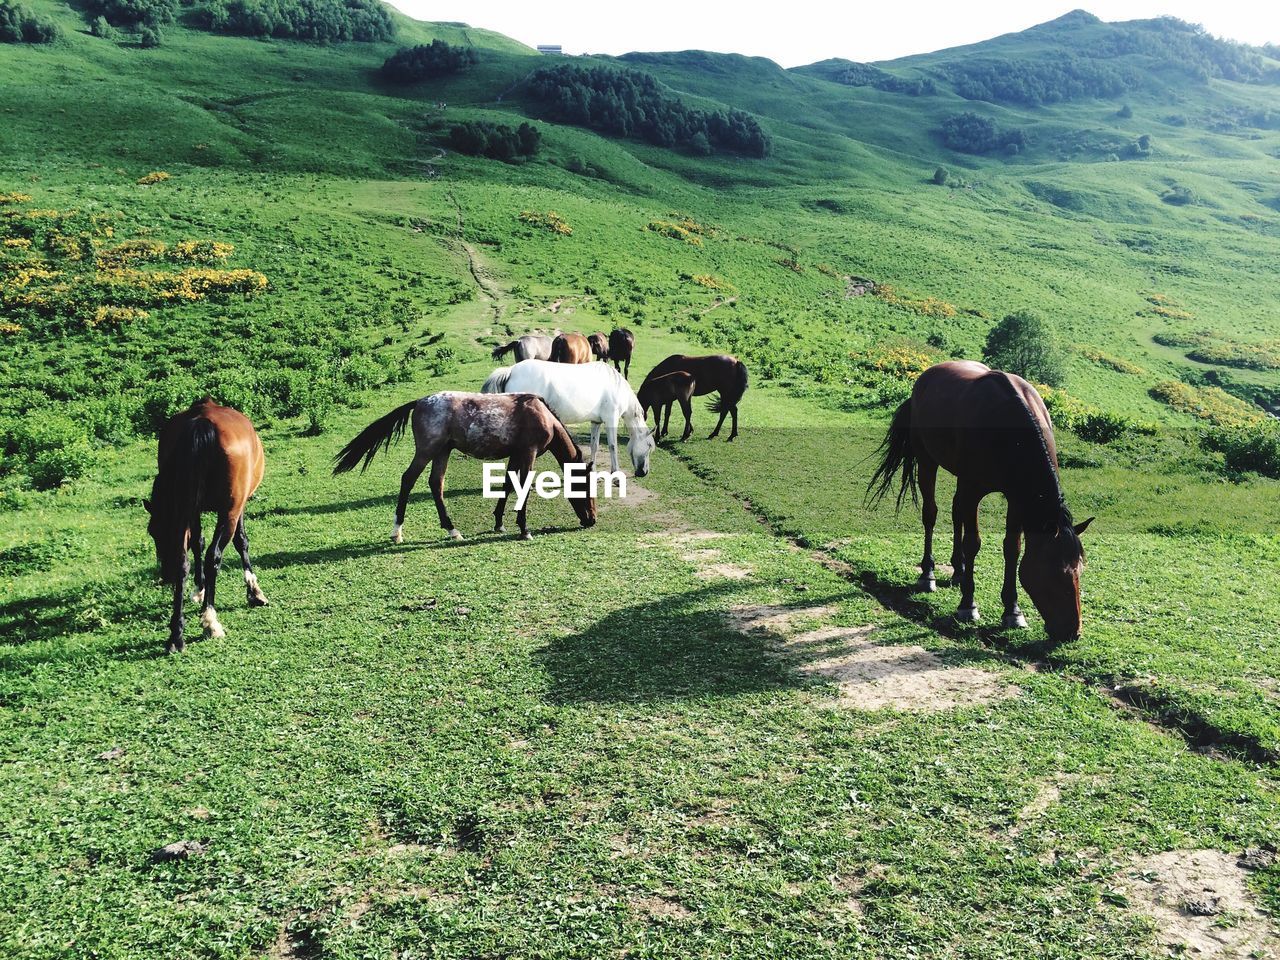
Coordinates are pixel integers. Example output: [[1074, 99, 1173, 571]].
[[445, 189, 503, 324]]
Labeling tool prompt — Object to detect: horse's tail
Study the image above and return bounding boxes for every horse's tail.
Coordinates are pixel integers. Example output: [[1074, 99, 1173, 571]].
[[333, 400, 417, 475], [866, 398, 918, 511], [491, 340, 517, 361], [481, 366, 512, 394], [708, 360, 749, 413], [549, 337, 566, 363], [151, 416, 220, 582]]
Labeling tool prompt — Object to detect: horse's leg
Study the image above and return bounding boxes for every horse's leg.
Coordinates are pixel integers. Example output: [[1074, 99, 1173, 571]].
[[200, 513, 233, 639], [429, 451, 462, 540], [233, 515, 268, 607], [727, 404, 739, 442], [954, 486, 981, 622], [190, 524, 205, 606], [511, 451, 537, 540], [167, 550, 191, 654], [679, 396, 693, 441], [393, 450, 429, 544], [606, 418, 620, 474], [624, 356, 630, 379], [589, 422, 601, 469], [493, 466, 515, 533], [916, 458, 938, 592], [660, 402, 672, 440], [708, 393, 729, 439], [1000, 502, 1028, 629]]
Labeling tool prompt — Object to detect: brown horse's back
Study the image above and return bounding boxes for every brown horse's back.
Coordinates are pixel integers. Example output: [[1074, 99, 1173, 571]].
[[160, 398, 264, 510], [550, 332, 592, 364], [911, 361, 1056, 481], [644, 354, 739, 395]]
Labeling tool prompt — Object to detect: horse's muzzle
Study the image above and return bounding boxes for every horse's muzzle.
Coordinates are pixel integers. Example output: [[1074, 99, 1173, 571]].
[[581, 516, 597, 528]]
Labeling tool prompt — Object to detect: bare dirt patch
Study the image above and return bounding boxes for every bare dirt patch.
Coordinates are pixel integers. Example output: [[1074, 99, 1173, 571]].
[[728, 603, 837, 635], [1121, 849, 1280, 958], [633, 893, 694, 921]]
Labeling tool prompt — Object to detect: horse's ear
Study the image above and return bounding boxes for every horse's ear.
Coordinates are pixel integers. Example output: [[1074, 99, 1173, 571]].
[[142, 497, 152, 515], [1074, 516, 1095, 536]]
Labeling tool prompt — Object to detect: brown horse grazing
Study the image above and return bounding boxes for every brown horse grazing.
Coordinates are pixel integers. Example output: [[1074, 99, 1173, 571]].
[[549, 332, 592, 364], [587, 332, 610, 362], [642, 354, 748, 441], [608, 328, 635, 378], [868, 360, 1094, 644], [333, 392, 596, 542], [638, 371, 696, 441], [145, 398, 268, 654]]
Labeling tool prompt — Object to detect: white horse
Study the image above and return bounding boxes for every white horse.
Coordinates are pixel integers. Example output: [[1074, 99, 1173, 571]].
[[482, 360, 655, 476]]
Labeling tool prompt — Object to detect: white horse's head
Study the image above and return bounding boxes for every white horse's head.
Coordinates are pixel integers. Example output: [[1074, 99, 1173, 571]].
[[620, 383, 656, 477]]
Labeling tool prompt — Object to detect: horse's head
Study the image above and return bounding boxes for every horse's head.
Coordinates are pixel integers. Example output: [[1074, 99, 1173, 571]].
[[144, 495, 189, 585], [627, 424, 656, 477], [1020, 512, 1093, 644], [570, 444, 597, 527]]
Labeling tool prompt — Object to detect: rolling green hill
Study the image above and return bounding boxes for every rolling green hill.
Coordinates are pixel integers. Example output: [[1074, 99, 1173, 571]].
[[3, 5, 1280, 958]]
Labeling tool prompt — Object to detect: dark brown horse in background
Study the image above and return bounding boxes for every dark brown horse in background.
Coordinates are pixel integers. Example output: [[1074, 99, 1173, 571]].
[[638, 371, 696, 441], [145, 398, 268, 653], [334, 392, 596, 542], [642, 354, 748, 441], [608, 328, 635, 378], [550, 332, 592, 364], [869, 360, 1093, 644], [587, 332, 609, 362]]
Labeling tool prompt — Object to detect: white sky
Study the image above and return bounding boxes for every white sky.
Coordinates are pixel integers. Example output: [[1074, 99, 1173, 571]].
[[387, 2, 1280, 67]]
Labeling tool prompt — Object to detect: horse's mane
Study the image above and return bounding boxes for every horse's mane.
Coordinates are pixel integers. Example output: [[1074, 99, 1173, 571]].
[[992, 374, 1083, 566]]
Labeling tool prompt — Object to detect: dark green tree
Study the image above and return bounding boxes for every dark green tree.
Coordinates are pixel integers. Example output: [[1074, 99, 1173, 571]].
[[983, 310, 1067, 386], [932, 166, 949, 185]]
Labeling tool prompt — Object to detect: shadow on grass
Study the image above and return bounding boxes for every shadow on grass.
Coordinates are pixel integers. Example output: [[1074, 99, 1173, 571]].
[[261, 488, 483, 518]]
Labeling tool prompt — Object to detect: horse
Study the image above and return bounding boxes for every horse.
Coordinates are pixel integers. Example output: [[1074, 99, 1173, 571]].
[[868, 360, 1094, 645], [144, 398, 268, 654], [641, 354, 748, 441], [550, 332, 592, 364], [608, 328, 635, 378], [492, 334, 553, 363], [481, 359, 655, 477], [333, 392, 596, 542], [587, 332, 610, 362], [638, 371, 696, 442]]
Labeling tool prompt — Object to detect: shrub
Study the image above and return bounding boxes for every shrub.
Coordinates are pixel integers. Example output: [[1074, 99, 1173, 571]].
[[1073, 411, 1130, 444], [85, 0, 174, 29], [446, 121, 541, 162], [5, 416, 95, 490], [1162, 184, 1197, 205], [0, 0, 59, 42], [983, 310, 1066, 387], [1203, 423, 1280, 478], [136, 170, 170, 185], [1150, 380, 1265, 427], [380, 39, 477, 82], [940, 112, 1027, 154], [89, 14, 113, 37], [1117, 103, 1133, 118], [519, 210, 571, 236], [138, 24, 161, 46], [932, 166, 949, 185]]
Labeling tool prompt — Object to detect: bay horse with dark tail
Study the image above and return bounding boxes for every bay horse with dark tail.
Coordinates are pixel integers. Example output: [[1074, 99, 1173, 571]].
[[868, 360, 1093, 644], [333, 392, 596, 542], [145, 398, 268, 654], [642, 354, 748, 440], [550, 332, 592, 364]]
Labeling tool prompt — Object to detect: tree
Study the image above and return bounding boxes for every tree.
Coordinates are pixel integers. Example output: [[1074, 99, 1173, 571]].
[[932, 166, 949, 185], [983, 310, 1066, 387], [1117, 103, 1133, 118], [89, 14, 114, 36], [138, 23, 161, 45]]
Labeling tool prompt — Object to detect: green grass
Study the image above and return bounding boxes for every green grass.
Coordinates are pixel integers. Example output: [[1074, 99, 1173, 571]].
[[4, 6, 1280, 957]]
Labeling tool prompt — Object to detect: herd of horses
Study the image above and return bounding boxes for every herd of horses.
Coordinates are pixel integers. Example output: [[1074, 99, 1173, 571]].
[[147, 321, 1090, 654]]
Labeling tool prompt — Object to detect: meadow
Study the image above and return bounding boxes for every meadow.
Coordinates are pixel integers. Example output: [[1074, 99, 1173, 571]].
[[2, 4, 1280, 957]]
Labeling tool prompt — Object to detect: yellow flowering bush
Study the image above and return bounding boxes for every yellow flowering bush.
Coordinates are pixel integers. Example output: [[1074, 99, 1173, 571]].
[[136, 171, 171, 185], [88, 306, 149, 328], [690, 274, 733, 290], [171, 240, 234, 263], [96, 239, 167, 268], [775, 257, 805, 273], [1079, 346, 1145, 375], [646, 220, 702, 245], [0, 321, 22, 335], [518, 211, 572, 235], [875, 283, 958, 319], [0, 192, 33, 205], [852, 346, 936, 381], [2, 238, 30, 249], [1151, 380, 1265, 428]]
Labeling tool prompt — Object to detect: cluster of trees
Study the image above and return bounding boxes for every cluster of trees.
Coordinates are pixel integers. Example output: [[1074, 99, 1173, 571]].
[[940, 112, 1027, 155], [85, 0, 173, 30], [381, 39, 477, 82], [0, 0, 58, 42], [527, 64, 771, 158], [830, 62, 936, 96], [1093, 18, 1279, 85], [204, 0, 393, 43], [945, 55, 1136, 106], [446, 121, 540, 162]]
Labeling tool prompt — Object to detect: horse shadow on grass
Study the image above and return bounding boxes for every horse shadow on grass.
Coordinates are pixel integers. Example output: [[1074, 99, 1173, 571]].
[[261, 488, 482, 519], [535, 581, 1000, 706]]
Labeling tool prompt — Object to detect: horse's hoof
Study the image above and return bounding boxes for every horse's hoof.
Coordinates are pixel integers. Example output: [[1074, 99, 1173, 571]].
[[203, 624, 226, 639], [955, 605, 980, 623], [915, 574, 937, 593], [247, 591, 268, 608], [166, 639, 184, 655], [200, 609, 226, 639], [448, 528, 464, 541], [521, 531, 533, 541], [1001, 611, 1028, 630], [391, 528, 404, 544], [495, 524, 505, 534], [191, 588, 204, 605]]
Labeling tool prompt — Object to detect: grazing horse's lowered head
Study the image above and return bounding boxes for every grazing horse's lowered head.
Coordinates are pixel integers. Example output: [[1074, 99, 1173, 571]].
[[1020, 508, 1093, 644], [587, 332, 610, 361]]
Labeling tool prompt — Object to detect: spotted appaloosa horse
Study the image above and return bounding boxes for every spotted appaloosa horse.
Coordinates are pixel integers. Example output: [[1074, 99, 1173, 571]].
[[608, 328, 635, 378], [868, 360, 1094, 644], [550, 332, 592, 364], [641, 354, 748, 441], [145, 398, 268, 653], [334, 392, 596, 542], [638, 370, 696, 441], [492, 334, 554, 363], [587, 332, 609, 362]]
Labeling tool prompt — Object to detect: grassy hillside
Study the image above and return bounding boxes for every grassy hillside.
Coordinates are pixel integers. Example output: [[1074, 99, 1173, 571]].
[[3, 5, 1280, 957]]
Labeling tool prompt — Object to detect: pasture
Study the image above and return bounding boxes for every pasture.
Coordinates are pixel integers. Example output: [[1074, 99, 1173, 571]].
[[3, 6, 1280, 957]]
